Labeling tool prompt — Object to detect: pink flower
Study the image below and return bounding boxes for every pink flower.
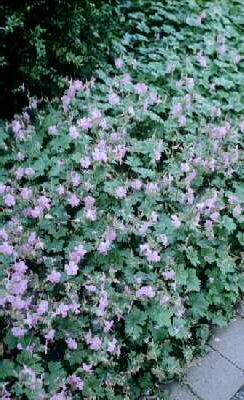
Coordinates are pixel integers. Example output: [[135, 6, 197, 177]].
[[234, 54, 241, 64], [228, 195, 238, 204], [105, 228, 116, 241], [45, 329, 55, 341], [108, 93, 120, 106], [47, 270, 61, 283], [92, 147, 108, 162], [138, 222, 150, 235], [16, 167, 25, 179], [36, 300, 49, 315], [80, 157, 91, 169], [185, 170, 197, 184], [204, 220, 213, 230], [11, 327, 26, 337], [172, 103, 182, 115], [83, 195, 96, 208], [115, 186, 127, 199], [114, 145, 126, 163], [186, 188, 194, 205], [13, 260, 28, 273], [91, 109, 102, 121], [4, 194, 16, 207], [181, 163, 190, 173], [56, 303, 69, 317], [67, 193, 80, 207], [218, 44, 226, 55], [57, 185, 65, 195], [25, 167, 35, 176], [69, 302, 80, 314], [89, 336, 102, 351], [38, 195, 51, 209], [69, 126, 80, 139], [11, 296, 26, 310], [186, 77, 194, 88], [163, 270, 176, 280], [147, 249, 160, 263], [0, 183, 6, 193], [115, 58, 124, 69], [131, 179, 142, 190], [77, 117, 92, 130], [25, 314, 38, 328], [210, 211, 219, 221], [8, 275, 28, 295], [70, 244, 87, 262], [2, 387, 11, 400], [145, 182, 159, 194], [68, 375, 84, 391], [107, 338, 117, 353], [51, 392, 66, 400], [179, 115, 187, 127], [0, 242, 13, 255], [121, 73, 132, 85], [71, 172, 81, 187], [82, 363, 93, 373], [65, 261, 78, 276], [84, 284, 96, 292], [136, 285, 155, 298], [66, 337, 78, 350], [211, 126, 227, 139], [98, 240, 111, 255], [20, 187, 32, 200], [171, 214, 181, 228], [11, 119, 21, 134], [97, 291, 108, 316], [0, 229, 8, 240], [85, 208, 96, 221], [134, 83, 148, 94], [154, 149, 161, 161], [48, 125, 58, 135], [149, 91, 159, 104], [73, 80, 84, 91], [166, 63, 175, 73], [197, 52, 207, 67], [62, 94, 71, 112], [233, 205, 242, 217], [104, 320, 114, 332], [240, 121, 244, 133], [30, 206, 43, 218]]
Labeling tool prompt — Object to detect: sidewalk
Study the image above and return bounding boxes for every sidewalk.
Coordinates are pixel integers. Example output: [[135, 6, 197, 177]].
[[165, 302, 244, 400]]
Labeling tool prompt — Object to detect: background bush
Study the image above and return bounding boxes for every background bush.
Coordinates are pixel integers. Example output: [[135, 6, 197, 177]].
[[0, 0, 120, 118], [0, 0, 244, 399]]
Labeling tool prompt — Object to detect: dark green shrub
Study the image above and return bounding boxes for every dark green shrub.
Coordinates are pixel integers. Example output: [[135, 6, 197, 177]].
[[0, 0, 119, 118]]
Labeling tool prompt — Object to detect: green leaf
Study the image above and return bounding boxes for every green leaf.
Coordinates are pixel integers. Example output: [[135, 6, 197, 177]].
[[222, 216, 236, 233], [0, 360, 16, 379], [125, 307, 147, 339], [150, 305, 172, 328]]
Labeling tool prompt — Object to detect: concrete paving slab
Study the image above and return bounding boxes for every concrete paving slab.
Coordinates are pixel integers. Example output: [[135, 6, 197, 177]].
[[186, 347, 244, 400], [231, 385, 244, 399], [165, 382, 198, 400], [210, 318, 244, 370]]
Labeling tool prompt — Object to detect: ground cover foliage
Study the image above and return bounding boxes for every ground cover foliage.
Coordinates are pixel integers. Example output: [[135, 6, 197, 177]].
[[0, 0, 244, 399]]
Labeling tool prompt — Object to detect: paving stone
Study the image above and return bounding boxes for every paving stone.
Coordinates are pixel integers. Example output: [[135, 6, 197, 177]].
[[186, 347, 244, 400], [165, 382, 198, 400], [210, 318, 244, 370], [231, 385, 244, 400]]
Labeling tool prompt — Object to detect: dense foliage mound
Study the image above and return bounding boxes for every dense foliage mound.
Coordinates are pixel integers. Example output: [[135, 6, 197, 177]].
[[0, 0, 119, 118], [0, 0, 244, 399]]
